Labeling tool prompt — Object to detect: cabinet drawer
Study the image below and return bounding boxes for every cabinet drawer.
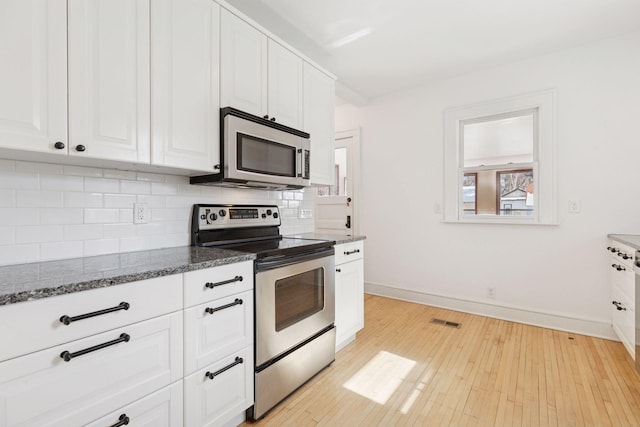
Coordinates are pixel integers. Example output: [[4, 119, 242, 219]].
[[335, 241, 364, 265], [610, 257, 635, 304], [184, 290, 253, 376], [0, 312, 183, 427], [607, 240, 635, 269], [184, 347, 254, 427], [611, 286, 635, 359], [184, 261, 254, 308], [86, 381, 183, 427], [0, 274, 182, 362]]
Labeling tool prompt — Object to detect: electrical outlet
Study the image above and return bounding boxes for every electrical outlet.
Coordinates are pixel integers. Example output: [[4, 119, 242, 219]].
[[134, 203, 149, 224], [434, 203, 441, 214], [298, 208, 312, 219], [486, 287, 496, 299], [568, 200, 581, 213]]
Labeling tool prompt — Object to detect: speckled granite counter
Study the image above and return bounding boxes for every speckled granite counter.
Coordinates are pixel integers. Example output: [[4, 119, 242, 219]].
[[608, 234, 640, 250], [287, 233, 366, 245], [0, 247, 255, 306]]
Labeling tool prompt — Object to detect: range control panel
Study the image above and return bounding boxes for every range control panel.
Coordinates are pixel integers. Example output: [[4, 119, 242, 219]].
[[195, 204, 281, 230]]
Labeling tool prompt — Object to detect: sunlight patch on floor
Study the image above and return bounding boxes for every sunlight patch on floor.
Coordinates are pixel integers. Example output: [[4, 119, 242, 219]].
[[343, 350, 416, 405]]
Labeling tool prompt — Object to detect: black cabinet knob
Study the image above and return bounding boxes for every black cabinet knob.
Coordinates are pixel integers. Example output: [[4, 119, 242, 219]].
[[336, 268, 341, 273], [75, 145, 86, 152], [54, 141, 65, 150], [263, 115, 269, 119], [270, 117, 276, 122]]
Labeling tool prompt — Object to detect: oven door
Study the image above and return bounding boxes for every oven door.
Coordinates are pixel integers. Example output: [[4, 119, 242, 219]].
[[255, 248, 335, 367], [224, 113, 309, 188]]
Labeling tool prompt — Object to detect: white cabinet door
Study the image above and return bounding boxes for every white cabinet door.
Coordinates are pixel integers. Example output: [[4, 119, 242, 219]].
[[303, 62, 335, 185], [0, 312, 183, 427], [68, 0, 150, 163], [151, 0, 220, 172], [335, 258, 364, 351], [0, 0, 67, 154], [267, 39, 303, 129], [220, 9, 267, 117]]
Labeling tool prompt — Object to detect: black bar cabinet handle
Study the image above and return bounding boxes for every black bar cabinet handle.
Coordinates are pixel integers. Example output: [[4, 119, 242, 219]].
[[205, 357, 243, 380], [60, 333, 130, 362], [109, 414, 130, 427], [205, 299, 243, 315], [344, 249, 360, 256], [59, 302, 130, 325], [205, 275, 243, 289]]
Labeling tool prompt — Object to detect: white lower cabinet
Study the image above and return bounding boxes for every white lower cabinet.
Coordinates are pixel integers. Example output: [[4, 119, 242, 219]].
[[0, 312, 183, 427], [334, 241, 365, 351], [184, 347, 254, 427], [87, 381, 183, 427], [607, 239, 636, 359]]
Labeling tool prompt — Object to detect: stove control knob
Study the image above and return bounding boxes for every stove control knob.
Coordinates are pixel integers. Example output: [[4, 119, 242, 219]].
[[261, 213, 267, 219], [209, 213, 217, 221], [218, 209, 226, 217], [273, 212, 279, 219], [200, 213, 206, 220], [266, 209, 272, 216]]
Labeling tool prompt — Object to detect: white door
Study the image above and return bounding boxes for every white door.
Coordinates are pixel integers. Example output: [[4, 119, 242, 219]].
[[68, 0, 150, 163], [0, 0, 67, 154], [267, 39, 303, 129], [220, 9, 267, 117], [315, 129, 360, 236], [151, 0, 220, 172]]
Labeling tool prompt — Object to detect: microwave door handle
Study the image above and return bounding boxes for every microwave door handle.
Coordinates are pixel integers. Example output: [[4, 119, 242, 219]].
[[297, 149, 303, 178]]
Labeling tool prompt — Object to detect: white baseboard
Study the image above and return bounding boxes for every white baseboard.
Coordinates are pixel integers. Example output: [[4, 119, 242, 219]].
[[365, 281, 618, 341]]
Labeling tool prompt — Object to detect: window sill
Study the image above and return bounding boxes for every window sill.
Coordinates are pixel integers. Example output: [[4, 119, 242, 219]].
[[442, 217, 558, 226]]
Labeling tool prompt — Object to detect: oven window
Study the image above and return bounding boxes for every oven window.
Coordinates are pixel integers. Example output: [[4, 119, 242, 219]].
[[237, 133, 297, 177], [275, 268, 324, 331]]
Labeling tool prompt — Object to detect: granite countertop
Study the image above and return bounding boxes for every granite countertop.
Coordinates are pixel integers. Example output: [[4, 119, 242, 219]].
[[608, 234, 640, 251], [287, 233, 366, 245], [0, 247, 255, 306]]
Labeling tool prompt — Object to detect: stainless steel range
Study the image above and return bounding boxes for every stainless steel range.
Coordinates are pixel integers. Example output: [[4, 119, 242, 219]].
[[191, 204, 336, 419]]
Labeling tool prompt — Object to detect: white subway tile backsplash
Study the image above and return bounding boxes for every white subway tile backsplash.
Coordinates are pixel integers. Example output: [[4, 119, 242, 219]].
[[0, 189, 14, 207], [64, 192, 103, 208], [84, 177, 120, 193], [121, 180, 151, 195], [84, 208, 119, 224], [104, 194, 136, 209], [40, 208, 84, 225], [83, 239, 119, 257], [16, 190, 63, 207], [16, 225, 63, 243], [0, 208, 39, 225], [0, 171, 39, 189], [40, 241, 83, 261], [41, 174, 84, 192], [64, 224, 103, 241], [0, 160, 315, 266]]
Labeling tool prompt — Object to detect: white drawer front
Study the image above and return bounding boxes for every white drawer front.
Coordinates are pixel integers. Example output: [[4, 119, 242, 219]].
[[0, 274, 182, 362], [184, 290, 253, 376], [184, 347, 254, 427], [610, 257, 635, 304], [183, 261, 254, 308], [335, 241, 364, 265], [608, 240, 635, 269], [0, 312, 183, 427], [86, 381, 183, 427], [611, 286, 635, 359]]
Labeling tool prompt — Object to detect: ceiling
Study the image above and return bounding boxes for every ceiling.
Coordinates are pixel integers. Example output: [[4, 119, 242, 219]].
[[226, 0, 640, 104]]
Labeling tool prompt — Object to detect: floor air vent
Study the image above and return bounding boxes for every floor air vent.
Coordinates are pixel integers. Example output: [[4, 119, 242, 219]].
[[430, 318, 461, 328]]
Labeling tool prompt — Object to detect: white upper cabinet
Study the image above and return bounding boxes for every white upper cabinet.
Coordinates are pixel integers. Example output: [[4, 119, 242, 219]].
[[151, 0, 220, 172], [267, 40, 304, 130], [0, 0, 67, 154], [68, 0, 150, 163], [303, 62, 335, 185], [220, 9, 268, 118]]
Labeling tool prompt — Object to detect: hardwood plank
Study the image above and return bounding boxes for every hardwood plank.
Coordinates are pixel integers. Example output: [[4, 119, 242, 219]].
[[242, 295, 640, 426]]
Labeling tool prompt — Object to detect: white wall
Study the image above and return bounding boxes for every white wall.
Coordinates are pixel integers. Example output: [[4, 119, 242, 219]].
[[0, 160, 314, 266], [337, 31, 640, 337]]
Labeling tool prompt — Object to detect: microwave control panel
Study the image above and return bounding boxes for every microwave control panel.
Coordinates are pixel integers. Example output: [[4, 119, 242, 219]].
[[195, 204, 280, 230]]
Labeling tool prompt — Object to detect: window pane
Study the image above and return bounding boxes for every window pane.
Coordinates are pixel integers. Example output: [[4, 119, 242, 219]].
[[318, 147, 348, 197], [462, 173, 476, 216], [463, 112, 534, 167], [497, 170, 534, 216]]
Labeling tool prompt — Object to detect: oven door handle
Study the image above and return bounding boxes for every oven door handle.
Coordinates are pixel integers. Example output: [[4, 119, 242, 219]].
[[256, 247, 334, 272]]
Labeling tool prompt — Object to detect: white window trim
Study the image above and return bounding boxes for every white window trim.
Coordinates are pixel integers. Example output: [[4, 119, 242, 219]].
[[443, 89, 557, 225]]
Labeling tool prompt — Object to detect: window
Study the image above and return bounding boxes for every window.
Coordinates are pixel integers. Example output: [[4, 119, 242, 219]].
[[443, 90, 556, 224]]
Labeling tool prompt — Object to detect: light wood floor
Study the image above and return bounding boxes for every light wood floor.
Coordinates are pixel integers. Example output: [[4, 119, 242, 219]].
[[243, 294, 640, 426]]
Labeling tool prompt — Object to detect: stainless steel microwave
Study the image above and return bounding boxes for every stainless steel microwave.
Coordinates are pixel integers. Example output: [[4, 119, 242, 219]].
[[190, 107, 310, 189]]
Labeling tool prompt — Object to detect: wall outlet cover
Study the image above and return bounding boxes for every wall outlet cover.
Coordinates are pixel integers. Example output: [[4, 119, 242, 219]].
[[134, 203, 149, 224]]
